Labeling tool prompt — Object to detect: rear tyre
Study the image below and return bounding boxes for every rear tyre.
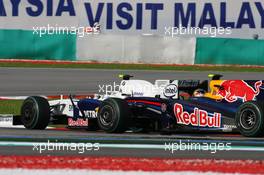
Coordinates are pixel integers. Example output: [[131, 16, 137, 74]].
[[21, 96, 50, 129], [97, 98, 130, 133], [235, 101, 264, 137]]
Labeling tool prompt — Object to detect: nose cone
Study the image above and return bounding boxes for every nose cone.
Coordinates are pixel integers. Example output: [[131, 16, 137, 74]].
[[78, 99, 101, 111]]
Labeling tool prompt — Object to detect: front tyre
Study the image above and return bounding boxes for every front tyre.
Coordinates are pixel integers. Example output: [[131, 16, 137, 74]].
[[97, 98, 130, 133], [21, 96, 50, 129], [235, 101, 264, 137]]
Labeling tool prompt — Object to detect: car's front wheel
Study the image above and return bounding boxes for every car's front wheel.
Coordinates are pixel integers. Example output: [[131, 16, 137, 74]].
[[97, 98, 130, 133], [235, 101, 264, 137], [21, 96, 50, 129]]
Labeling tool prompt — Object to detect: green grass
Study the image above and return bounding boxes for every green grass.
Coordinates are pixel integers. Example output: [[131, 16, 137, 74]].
[[0, 100, 23, 115], [0, 62, 264, 72]]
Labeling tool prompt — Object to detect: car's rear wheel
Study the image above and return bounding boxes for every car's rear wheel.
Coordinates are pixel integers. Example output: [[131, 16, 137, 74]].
[[21, 96, 50, 129], [235, 101, 264, 137], [97, 98, 130, 133]]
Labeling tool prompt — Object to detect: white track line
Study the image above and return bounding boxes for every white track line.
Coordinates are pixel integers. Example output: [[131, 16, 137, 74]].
[[0, 141, 263, 152]]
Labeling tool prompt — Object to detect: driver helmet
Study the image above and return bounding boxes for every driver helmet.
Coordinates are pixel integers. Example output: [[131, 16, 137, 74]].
[[193, 89, 206, 97]]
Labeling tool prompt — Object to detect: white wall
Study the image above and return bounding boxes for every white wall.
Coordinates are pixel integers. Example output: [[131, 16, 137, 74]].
[[77, 34, 196, 64]]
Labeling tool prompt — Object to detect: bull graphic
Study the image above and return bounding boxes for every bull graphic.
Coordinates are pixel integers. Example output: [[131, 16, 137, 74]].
[[217, 80, 262, 102]]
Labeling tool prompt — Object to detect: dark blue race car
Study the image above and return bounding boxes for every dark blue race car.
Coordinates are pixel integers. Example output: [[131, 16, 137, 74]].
[[15, 75, 264, 137]]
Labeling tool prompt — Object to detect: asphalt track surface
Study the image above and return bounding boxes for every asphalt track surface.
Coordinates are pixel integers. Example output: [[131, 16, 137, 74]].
[[1, 67, 264, 159], [1, 67, 264, 96], [0, 127, 264, 159]]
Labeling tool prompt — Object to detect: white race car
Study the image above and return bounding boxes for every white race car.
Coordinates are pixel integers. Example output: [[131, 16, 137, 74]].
[[13, 75, 208, 134]]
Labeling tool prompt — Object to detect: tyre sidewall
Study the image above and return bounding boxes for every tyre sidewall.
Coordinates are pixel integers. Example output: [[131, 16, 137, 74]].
[[235, 102, 264, 137], [21, 96, 50, 129], [97, 98, 128, 133], [21, 97, 40, 129]]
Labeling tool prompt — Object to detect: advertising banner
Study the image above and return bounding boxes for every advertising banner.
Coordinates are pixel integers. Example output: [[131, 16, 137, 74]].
[[0, 0, 263, 38]]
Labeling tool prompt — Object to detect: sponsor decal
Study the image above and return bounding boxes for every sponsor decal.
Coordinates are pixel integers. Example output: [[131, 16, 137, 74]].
[[163, 84, 178, 98], [178, 80, 200, 88], [223, 125, 237, 129], [174, 103, 221, 128], [84, 110, 98, 118], [133, 92, 144, 96], [218, 80, 262, 102], [68, 118, 88, 127], [0, 116, 13, 122]]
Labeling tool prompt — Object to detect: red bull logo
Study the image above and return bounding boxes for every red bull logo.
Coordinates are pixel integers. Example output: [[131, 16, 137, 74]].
[[174, 103, 221, 128], [68, 118, 88, 127], [218, 80, 262, 102]]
